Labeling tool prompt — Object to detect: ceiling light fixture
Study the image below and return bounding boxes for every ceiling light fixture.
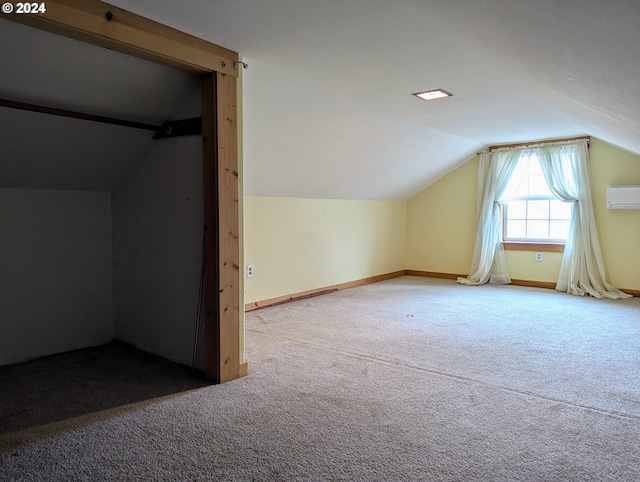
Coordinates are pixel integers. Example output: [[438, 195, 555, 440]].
[[413, 89, 453, 101]]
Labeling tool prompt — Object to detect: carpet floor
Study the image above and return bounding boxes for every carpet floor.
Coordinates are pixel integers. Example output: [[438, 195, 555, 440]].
[[1, 276, 639, 480]]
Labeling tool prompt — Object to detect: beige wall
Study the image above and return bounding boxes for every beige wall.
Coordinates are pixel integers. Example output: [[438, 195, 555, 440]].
[[406, 157, 479, 276], [590, 139, 640, 289], [406, 138, 640, 291], [244, 197, 406, 303]]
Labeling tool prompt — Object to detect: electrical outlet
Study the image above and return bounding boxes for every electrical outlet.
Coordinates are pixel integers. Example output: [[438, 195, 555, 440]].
[[247, 264, 254, 278], [535, 252, 543, 262]]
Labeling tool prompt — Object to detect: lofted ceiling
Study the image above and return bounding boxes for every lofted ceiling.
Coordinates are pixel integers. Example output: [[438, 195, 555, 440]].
[[106, 0, 639, 200], [3, 1, 639, 199]]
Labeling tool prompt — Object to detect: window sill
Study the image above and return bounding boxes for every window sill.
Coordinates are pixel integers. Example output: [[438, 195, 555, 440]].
[[503, 242, 565, 252]]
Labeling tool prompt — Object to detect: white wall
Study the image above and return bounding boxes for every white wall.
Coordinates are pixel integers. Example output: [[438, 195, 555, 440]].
[[111, 134, 204, 367], [0, 188, 113, 365]]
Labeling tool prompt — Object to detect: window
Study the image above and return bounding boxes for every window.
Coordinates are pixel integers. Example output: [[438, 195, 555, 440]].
[[502, 153, 572, 243]]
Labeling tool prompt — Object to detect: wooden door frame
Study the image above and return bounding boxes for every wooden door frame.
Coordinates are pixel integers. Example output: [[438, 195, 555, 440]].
[[5, 0, 245, 383]]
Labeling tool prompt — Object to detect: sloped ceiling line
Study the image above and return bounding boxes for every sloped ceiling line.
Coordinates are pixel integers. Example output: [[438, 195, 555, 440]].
[[104, 0, 639, 200], [3, 1, 638, 199]]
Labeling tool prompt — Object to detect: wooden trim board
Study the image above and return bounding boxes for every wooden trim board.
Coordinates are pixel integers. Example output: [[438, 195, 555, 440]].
[[4, 0, 238, 75], [404, 270, 463, 280], [407, 270, 559, 291], [510, 279, 558, 290], [201, 75, 222, 382], [245, 271, 406, 311], [503, 242, 565, 253], [239, 361, 248, 378], [216, 72, 241, 383], [246, 270, 637, 311], [405, 270, 637, 296], [7, 0, 244, 383], [621, 289, 640, 297]]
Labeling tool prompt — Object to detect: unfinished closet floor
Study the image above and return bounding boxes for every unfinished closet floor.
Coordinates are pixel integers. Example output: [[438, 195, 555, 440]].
[[0, 341, 211, 435]]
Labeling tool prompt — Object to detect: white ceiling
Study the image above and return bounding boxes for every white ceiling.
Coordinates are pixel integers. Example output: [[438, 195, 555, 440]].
[[2, 1, 639, 199]]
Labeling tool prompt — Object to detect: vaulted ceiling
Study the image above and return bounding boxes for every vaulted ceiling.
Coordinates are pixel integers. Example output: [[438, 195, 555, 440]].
[[2, 1, 639, 199]]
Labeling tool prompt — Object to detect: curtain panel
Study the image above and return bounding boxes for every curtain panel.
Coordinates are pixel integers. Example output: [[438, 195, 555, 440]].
[[458, 140, 630, 299], [457, 149, 521, 286], [537, 140, 630, 299]]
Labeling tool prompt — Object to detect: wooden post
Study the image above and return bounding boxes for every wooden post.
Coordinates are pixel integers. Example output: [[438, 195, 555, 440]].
[[202, 73, 242, 383], [201, 74, 220, 381], [215, 73, 242, 382], [6, 0, 245, 383]]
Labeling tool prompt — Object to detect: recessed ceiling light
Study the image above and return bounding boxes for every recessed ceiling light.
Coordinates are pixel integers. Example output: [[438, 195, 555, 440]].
[[413, 89, 453, 101]]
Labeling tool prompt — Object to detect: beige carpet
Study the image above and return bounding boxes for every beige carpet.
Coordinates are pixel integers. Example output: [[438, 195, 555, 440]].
[[1, 276, 639, 480]]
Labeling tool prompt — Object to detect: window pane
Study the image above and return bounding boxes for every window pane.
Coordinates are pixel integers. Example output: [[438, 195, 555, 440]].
[[506, 220, 526, 239], [527, 220, 549, 239], [528, 176, 552, 196], [550, 220, 570, 240], [503, 154, 570, 243], [506, 200, 526, 219], [528, 200, 549, 220], [550, 200, 572, 219]]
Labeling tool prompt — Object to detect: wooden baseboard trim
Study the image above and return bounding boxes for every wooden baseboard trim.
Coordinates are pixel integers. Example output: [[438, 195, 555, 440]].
[[405, 270, 465, 280], [511, 279, 640, 297], [406, 271, 638, 296], [621, 289, 640, 297], [246, 270, 638, 312], [239, 361, 248, 377], [510, 279, 558, 290], [244, 270, 406, 311]]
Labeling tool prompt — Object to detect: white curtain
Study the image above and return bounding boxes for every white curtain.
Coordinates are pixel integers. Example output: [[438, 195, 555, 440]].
[[457, 149, 523, 286], [537, 140, 631, 299]]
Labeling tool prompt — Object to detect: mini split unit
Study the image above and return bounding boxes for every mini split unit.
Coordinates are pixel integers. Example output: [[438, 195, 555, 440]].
[[606, 186, 640, 209]]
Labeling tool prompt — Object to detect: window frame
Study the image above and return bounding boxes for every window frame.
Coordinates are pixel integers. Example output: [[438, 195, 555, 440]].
[[501, 156, 571, 250], [502, 196, 571, 243]]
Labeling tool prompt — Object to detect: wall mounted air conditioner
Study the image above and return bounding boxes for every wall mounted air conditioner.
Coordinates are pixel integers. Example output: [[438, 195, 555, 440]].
[[606, 186, 640, 209]]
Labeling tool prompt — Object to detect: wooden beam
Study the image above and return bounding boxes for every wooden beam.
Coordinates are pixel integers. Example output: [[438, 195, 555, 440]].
[[5, 0, 245, 383], [201, 72, 242, 383], [4, 0, 239, 76], [201, 75, 221, 381], [216, 72, 241, 382]]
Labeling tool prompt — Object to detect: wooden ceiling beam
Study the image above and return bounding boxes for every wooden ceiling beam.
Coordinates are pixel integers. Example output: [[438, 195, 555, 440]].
[[3, 0, 239, 76]]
